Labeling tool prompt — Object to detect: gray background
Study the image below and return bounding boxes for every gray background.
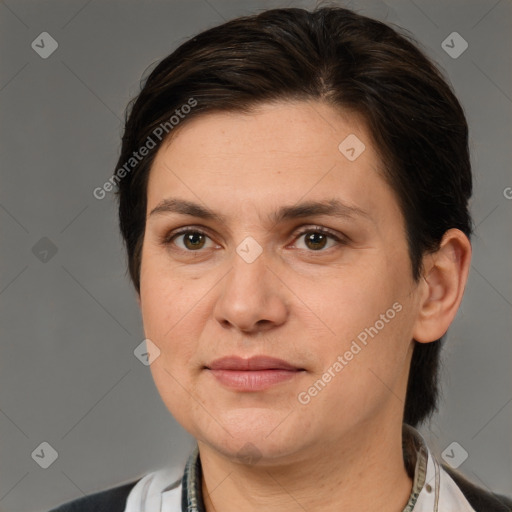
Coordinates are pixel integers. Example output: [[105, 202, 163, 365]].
[[0, 0, 510, 510]]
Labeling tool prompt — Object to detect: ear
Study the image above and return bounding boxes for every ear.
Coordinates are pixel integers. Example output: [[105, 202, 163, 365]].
[[412, 228, 472, 343], [136, 292, 141, 307]]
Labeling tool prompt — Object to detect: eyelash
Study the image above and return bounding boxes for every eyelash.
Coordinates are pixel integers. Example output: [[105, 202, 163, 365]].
[[161, 226, 347, 253]]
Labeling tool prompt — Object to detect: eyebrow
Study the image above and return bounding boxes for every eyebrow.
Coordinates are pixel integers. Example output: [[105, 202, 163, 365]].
[[149, 198, 369, 225]]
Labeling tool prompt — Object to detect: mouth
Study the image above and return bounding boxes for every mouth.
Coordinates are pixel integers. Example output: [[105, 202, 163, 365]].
[[204, 355, 305, 391]]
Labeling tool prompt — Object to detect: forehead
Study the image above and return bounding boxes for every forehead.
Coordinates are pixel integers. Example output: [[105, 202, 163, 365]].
[[157, 100, 371, 165], [146, 101, 401, 228]]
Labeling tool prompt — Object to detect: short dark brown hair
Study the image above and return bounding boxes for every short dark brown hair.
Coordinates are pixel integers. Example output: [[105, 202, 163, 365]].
[[114, 6, 472, 427]]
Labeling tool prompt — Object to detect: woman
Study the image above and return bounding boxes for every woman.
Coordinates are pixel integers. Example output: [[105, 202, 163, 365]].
[[50, 5, 512, 512]]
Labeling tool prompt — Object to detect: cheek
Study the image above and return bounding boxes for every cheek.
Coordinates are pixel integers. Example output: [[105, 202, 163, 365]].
[[140, 268, 206, 429], [302, 259, 414, 394], [311, 265, 403, 342], [298, 300, 413, 429], [140, 245, 194, 331], [140, 263, 195, 360]]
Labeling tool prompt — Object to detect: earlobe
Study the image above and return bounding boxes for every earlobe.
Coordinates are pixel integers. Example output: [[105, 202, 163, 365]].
[[412, 229, 472, 343]]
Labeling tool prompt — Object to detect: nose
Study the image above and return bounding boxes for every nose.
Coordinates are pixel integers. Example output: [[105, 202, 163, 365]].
[[213, 248, 289, 335]]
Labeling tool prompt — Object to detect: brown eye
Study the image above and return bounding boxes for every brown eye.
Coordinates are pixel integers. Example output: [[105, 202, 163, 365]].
[[164, 229, 216, 252], [182, 232, 206, 250], [294, 227, 343, 251], [304, 232, 328, 250]]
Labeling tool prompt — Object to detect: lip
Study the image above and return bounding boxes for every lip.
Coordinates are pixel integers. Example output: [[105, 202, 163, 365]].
[[205, 356, 304, 391], [207, 355, 301, 371]]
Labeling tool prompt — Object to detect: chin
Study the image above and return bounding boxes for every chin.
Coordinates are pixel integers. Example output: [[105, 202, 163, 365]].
[[192, 408, 312, 463], [200, 434, 305, 466]]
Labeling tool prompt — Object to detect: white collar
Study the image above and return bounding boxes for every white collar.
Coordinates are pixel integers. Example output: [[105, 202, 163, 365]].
[[124, 427, 477, 512], [124, 464, 182, 511], [408, 437, 476, 511]]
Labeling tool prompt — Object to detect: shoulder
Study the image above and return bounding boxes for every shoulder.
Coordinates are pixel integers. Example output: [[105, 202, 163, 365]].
[[443, 464, 512, 512], [47, 478, 141, 512]]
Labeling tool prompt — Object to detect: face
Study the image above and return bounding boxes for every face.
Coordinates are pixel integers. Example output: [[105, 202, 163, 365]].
[[139, 101, 423, 464]]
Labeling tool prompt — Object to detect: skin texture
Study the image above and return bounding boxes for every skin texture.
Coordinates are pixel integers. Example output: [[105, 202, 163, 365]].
[[137, 101, 471, 512]]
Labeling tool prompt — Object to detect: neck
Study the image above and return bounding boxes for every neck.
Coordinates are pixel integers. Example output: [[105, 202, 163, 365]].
[[198, 419, 414, 512]]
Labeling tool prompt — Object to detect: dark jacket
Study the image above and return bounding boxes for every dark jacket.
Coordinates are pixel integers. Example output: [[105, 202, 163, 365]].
[[48, 468, 512, 512], [48, 480, 139, 512], [443, 466, 512, 512]]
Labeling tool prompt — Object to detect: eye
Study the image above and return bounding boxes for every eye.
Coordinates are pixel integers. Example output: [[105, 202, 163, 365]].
[[162, 226, 346, 253], [293, 227, 345, 251], [164, 228, 217, 251]]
